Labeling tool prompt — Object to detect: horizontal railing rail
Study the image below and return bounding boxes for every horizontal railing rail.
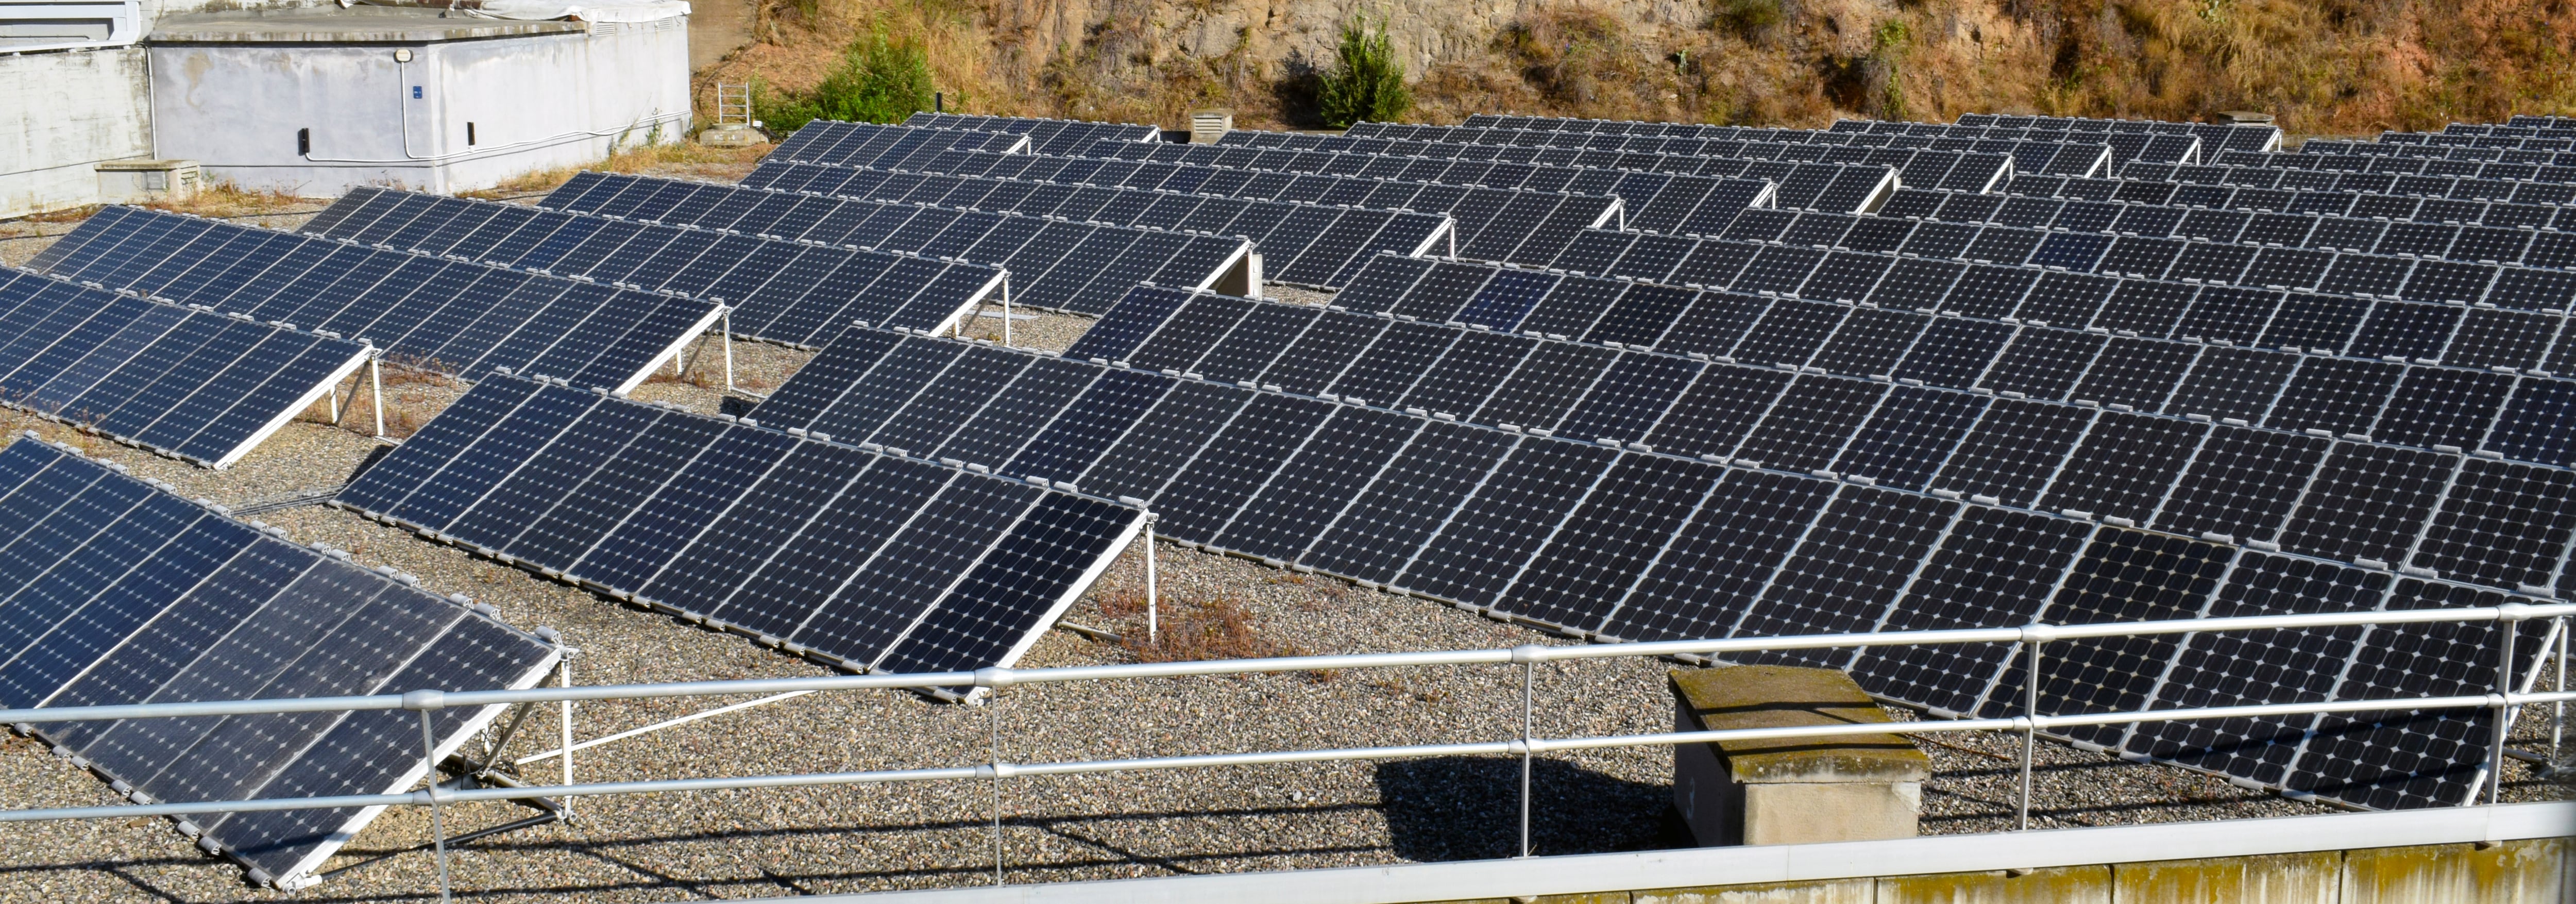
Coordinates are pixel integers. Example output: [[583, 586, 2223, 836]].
[[4, 601, 2569, 902]]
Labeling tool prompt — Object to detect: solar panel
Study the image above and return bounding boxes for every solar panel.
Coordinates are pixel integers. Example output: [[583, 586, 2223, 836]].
[[900, 112, 1162, 155], [764, 121, 1030, 168], [31, 207, 723, 392], [0, 434, 560, 889], [298, 187, 1001, 345], [332, 373, 1145, 682], [0, 269, 371, 467], [756, 277, 2562, 809], [740, 159, 1455, 288], [528, 173, 1251, 316]]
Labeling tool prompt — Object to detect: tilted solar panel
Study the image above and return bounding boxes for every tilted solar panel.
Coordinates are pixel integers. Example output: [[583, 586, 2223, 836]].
[[0, 269, 370, 468], [900, 112, 1161, 155], [767, 121, 1030, 169], [0, 434, 560, 889], [751, 282, 2564, 809], [332, 373, 1145, 682], [31, 207, 721, 392], [299, 187, 1000, 346], [535, 173, 1253, 316], [739, 160, 1455, 287]]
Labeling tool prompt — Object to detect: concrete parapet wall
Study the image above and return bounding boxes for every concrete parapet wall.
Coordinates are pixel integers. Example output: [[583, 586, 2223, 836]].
[[0, 47, 153, 219], [1418, 838, 2567, 904]]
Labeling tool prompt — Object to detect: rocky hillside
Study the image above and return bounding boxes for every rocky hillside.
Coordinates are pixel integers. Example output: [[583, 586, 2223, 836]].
[[699, 0, 2576, 136]]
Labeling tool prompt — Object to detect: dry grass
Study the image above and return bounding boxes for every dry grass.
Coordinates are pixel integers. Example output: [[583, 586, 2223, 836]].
[[691, 0, 2575, 134]]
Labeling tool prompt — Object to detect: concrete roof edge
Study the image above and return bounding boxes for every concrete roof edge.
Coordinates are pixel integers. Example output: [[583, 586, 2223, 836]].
[[720, 801, 2576, 904]]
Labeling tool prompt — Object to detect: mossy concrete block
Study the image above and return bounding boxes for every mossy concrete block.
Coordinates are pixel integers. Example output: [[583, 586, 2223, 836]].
[[1670, 665, 1928, 846], [2343, 837, 2570, 903], [1877, 864, 2112, 903], [1633, 877, 1873, 903], [2114, 850, 2336, 903]]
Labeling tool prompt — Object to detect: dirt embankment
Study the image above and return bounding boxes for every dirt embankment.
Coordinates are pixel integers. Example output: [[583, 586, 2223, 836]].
[[694, 0, 2576, 136]]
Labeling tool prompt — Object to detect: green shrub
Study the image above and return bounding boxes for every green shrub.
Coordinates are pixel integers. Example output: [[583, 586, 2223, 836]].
[[1317, 15, 1411, 128], [754, 29, 936, 134]]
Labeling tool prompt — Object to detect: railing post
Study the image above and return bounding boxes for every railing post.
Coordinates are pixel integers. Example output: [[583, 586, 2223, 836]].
[[2494, 613, 2518, 805], [988, 686, 1005, 886], [416, 708, 453, 903], [1518, 652, 1535, 858], [2020, 624, 2046, 831], [2555, 616, 2566, 762], [560, 654, 576, 823]]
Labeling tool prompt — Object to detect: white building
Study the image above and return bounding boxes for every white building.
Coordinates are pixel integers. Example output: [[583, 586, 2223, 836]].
[[0, 0, 688, 217]]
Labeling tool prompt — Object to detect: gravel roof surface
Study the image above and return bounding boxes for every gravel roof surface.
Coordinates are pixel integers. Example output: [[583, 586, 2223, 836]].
[[0, 197, 2569, 904]]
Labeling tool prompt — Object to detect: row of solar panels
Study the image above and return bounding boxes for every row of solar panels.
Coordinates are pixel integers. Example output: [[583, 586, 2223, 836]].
[[1546, 213, 2576, 320], [30, 207, 719, 390], [0, 270, 369, 467], [335, 372, 1144, 681], [747, 156, 1647, 272], [902, 111, 1162, 155], [2136, 160, 2576, 204], [766, 121, 1030, 171], [1324, 251, 2572, 465], [741, 291, 2550, 812], [1086, 139, 1969, 208], [1104, 132, 2571, 233], [2333, 131, 2576, 153], [1465, 111, 2284, 154], [1222, 127, 2109, 180], [739, 160, 1477, 285], [1348, 120, 2205, 168], [0, 437, 558, 887], [1874, 187, 2576, 269], [528, 173, 1256, 314], [2214, 148, 2576, 184]]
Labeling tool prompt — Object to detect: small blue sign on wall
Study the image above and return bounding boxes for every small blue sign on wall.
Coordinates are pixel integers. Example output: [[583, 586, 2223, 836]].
[[412, 86, 423, 99]]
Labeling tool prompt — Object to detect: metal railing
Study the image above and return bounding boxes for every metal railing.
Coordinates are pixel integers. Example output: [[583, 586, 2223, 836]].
[[3, 602, 2572, 901]]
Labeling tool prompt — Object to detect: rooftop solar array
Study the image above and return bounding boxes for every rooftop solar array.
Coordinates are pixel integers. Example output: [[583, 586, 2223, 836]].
[[541, 173, 1253, 315], [1950, 112, 2283, 152], [1614, 203, 2576, 308], [740, 160, 1458, 286], [766, 121, 1030, 168], [302, 186, 1002, 345], [1873, 187, 2576, 270], [1450, 112, 2279, 155], [0, 436, 558, 888], [753, 276, 2563, 809], [0, 270, 370, 467], [2002, 165, 2576, 229], [901, 112, 1161, 155], [2214, 148, 2576, 185], [30, 207, 721, 391], [333, 373, 1145, 680]]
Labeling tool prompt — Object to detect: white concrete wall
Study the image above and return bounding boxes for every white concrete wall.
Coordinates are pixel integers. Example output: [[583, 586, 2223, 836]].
[[148, 18, 689, 196], [0, 47, 152, 219]]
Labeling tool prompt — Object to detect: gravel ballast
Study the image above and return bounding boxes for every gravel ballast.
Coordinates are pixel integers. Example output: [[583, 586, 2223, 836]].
[[0, 203, 2568, 903]]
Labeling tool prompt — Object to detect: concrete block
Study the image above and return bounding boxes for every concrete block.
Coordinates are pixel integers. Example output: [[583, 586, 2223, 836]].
[[697, 125, 762, 147], [2342, 838, 2570, 903], [95, 159, 199, 203], [2114, 850, 2336, 903], [1877, 864, 2112, 903], [1670, 666, 1928, 846], [1634, 878, 1872, 903]]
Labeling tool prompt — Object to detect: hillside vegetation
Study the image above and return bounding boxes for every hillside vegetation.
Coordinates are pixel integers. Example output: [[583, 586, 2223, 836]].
[[697, 0, 2576, 136]]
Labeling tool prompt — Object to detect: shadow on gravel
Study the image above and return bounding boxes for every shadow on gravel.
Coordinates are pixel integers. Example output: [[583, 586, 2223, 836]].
[[1376, 756, 1685, 861]]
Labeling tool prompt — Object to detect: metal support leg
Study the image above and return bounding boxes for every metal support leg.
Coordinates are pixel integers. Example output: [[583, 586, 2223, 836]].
[[1144, 515, 1158, 646], [1519, 659, 1534, 859], [2555, 617, 2566, 761], [418, 711, 453, 903], [1002, 279, 1013, 348], [2019, 636, 2040, 831], [2494, 618, 2516, 806], [369, 359, 385, 439], [328, 383, 340, 425], [721, 312, 734, 394]]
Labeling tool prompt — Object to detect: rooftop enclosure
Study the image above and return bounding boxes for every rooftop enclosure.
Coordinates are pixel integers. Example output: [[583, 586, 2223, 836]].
[[147, 4, 689, 196], [0, 0, 689, 217]]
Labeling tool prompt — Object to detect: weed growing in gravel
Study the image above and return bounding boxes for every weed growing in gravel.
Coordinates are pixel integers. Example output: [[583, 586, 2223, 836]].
[[1114, 593, 1330, 682]]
